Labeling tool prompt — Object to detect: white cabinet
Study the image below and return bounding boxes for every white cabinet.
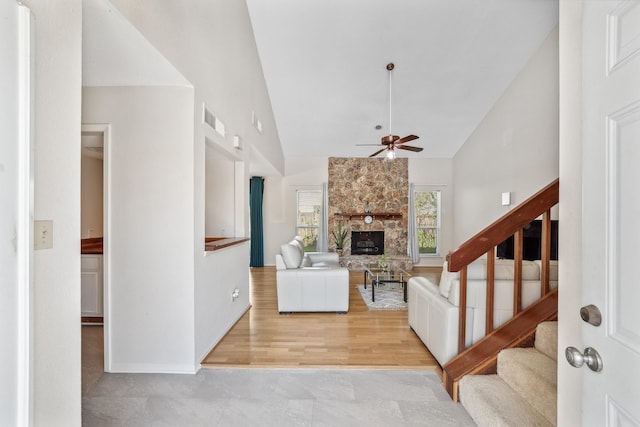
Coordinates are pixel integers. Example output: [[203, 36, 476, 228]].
[[81, 254, 103, 317]]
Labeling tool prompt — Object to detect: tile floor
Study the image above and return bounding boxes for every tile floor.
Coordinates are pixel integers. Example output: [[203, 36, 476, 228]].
[[82, 326, 476, 426]]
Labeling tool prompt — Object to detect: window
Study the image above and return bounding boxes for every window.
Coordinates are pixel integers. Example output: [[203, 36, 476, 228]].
[[415, 190, 441, 255], [296, 190, 321, 251]]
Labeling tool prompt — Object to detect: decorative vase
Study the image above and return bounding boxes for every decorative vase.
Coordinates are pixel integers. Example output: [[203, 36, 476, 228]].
[[336, 248, 343, 256]]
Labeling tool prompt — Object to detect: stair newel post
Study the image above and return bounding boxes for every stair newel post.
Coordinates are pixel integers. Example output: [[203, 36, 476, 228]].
[[458, 265, 468, 354], [486, 248, 495, 335], [513, 229, 524, 314], [541, 210, 552, 295]]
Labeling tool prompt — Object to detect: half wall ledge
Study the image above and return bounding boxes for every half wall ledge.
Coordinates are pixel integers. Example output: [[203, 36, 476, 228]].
[[204, 237, 250, 251]]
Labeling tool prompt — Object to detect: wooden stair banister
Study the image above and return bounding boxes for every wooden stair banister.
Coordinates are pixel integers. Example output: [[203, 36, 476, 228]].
[[514, 228, 523, 314], [445, 178, 559, 364], [457, 266, 468, 353], [446, 179, 559, 272], [541, 210, 552, 295], [443, 289, 558, 402], [486, 248, 495, 335]]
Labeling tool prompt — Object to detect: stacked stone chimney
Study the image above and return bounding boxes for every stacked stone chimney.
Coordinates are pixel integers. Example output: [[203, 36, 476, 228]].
[[328, 157, 409, 260]]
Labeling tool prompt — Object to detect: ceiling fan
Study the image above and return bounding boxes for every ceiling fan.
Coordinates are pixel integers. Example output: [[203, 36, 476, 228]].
[[360, 63, 423, 159]]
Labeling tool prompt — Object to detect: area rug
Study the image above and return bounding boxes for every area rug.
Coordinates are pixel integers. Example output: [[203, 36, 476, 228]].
[[357, 284, 407, 310]]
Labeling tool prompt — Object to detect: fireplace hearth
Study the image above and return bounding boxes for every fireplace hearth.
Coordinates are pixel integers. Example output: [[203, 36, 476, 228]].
[[351, 231, 384, 255]]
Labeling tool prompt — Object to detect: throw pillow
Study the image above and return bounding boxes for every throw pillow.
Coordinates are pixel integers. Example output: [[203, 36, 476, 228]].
[[280, 241, 303, 268], [438, 261, 459, 298]]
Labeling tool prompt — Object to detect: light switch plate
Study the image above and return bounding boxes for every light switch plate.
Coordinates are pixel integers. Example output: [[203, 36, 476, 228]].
[[501, 192, 511, 206], [34, 220, 53, 250]]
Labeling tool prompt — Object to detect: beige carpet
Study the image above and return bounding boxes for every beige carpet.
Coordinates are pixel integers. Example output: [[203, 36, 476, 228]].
[[459, 321, 558, 427]]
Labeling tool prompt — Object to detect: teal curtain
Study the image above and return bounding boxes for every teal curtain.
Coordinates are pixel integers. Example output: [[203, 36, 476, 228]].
[[249, 177, 265, 267]]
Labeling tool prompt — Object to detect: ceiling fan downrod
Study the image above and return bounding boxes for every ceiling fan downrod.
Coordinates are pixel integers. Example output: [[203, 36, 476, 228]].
[[387, 62, 394, 142], [364, 62, 422, 157]]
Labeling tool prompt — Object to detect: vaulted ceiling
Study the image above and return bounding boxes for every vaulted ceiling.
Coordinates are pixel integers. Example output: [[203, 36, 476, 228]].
[[83, 0, 559, 163], [246, 0, 559, 159]]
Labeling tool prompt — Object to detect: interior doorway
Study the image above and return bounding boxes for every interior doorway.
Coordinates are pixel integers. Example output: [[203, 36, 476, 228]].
[[80, 124, 111, 384], [80, 130, 104, 324]]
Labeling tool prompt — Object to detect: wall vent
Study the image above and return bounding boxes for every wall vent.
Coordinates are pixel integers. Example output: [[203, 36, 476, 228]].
[[203, 105, 225, 137]]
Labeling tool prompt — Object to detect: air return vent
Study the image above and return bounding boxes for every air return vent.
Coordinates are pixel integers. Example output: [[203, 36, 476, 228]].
[[203, 105, 225, 137]]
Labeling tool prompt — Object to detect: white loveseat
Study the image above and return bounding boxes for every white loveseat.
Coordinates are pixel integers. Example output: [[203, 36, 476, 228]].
[[408, 258, 558, 366], [275, 237, 349, 313]]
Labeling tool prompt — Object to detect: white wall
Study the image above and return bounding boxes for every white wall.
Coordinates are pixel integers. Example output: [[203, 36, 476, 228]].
[[83, 86, 197, 372], [408, 158, 454, 266], [108, 0, 283, 178], [80, 0, 280, 371], [195, 241, 250, 364], [105, 1, 280, 365], [205, 145, 235, 237], [81, 154, 103, 238], [22, 0, 83, 424], [263, 158, 328, 265], [452, 27, 559, 246], [262, 157, 454, 268]]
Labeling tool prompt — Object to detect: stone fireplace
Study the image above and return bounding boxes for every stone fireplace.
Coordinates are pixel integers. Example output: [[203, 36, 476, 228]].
[[328, 157, 412, 270]]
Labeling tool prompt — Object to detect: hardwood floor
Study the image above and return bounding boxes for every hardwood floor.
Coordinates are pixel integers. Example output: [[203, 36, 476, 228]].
[[201, 266, 442, 371]]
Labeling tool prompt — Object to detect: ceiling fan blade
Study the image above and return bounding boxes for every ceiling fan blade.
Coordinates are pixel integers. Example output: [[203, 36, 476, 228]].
[[395, 135, 419, 145], [369, 148, 386, 157], [396, 145, 424, 152]]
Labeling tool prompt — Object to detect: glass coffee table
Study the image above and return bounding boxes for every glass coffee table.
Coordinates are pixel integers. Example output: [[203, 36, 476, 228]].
[[362, 263, 411, 303]]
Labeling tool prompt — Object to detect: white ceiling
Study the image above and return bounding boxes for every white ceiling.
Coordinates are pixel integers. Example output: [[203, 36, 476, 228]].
[[246, 0, 559, 159]]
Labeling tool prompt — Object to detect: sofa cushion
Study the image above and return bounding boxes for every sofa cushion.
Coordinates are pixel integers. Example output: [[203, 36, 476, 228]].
[[306, 252, 340, 267], [439, 258, 542, 298], [439, 259, 488, 297], [280, 240, 303, 268], [494, 259, 540, 280], [410, 276, 441, 296], [293, 236, 304, 252], [465, 259, 540, 281], [533, 260, 558, 281], [439, 261, 459, 298], [439, 259, 488, 298]]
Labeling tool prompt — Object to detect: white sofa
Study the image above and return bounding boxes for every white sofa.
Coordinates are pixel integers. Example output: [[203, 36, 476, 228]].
[[275, 237, 349, 313], [408, 258, 558, 366]]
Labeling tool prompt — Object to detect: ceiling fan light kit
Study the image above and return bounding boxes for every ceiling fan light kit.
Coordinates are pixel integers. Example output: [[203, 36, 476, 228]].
[[366, 63, 423, 158], [386, 148, 396, 160]]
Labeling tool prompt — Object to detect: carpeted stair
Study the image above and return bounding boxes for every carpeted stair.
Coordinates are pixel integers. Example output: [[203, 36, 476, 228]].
[[459, 321, 558, 427]]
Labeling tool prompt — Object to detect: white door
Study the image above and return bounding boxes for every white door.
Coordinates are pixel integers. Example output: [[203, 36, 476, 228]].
[[578, 1, 640, 424]]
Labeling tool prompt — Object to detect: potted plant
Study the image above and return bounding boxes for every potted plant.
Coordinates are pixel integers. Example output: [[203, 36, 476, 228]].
[[332, 221, 348, 255], [377, 254, 389, 271]]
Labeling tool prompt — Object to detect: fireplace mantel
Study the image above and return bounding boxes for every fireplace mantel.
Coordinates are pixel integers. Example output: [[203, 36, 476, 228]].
[[334, 212, 402, 221]]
